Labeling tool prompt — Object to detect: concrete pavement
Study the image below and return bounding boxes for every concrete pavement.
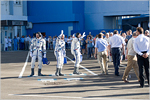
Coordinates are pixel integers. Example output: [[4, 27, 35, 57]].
[[1, 50, 149, 100]]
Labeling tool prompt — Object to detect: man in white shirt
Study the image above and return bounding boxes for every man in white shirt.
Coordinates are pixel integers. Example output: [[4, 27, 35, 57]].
[[25, 35, 28, 50], [8, 37, 12, 51], [104, 33, 109, 43], [109, 30, 125, 76], [122, 32, 140, 83], [133, 27, 149, 88], [4, 36, 8, 51], [108, 32, 113, 62], [145, 30, 149, 37]]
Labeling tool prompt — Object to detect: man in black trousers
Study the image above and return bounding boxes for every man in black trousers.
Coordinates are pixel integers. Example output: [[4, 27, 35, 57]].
[[133, 27, 149, 88], [109, 30, 125, 76]]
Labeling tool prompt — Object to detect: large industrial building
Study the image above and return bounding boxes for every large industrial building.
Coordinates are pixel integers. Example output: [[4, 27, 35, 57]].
[[1, 0, 27, 51], [1, 0, 149, 51], [26, 1, 149, 37]]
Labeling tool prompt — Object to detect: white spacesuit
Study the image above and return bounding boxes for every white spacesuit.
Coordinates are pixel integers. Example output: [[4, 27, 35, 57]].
[[29, 32, 46, 76], [54, 30, 66, 76], [71, 32, 86, 74]]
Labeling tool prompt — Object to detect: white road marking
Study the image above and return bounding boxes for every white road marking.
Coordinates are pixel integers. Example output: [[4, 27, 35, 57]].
[[8, 94, 82, 99], [38, 79, 57, 82], [66, 56, 98, 76], [18, 51, 30, 78], [37, 78, 83, 82], [64, 78, 83, 81], [8, 94, 110, 99]]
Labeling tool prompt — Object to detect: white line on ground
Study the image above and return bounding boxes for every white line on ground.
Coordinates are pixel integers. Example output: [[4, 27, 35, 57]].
[[8, 94, 83, 99], [38, 79, 57, 82], [8, 94, 111, 99], [18, 51, 30, 78], [38, 78, 84, 82], [66, 56, 98, 76]]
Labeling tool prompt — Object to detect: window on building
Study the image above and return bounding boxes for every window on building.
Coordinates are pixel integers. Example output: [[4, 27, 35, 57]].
[[14, 0, 21, 5]]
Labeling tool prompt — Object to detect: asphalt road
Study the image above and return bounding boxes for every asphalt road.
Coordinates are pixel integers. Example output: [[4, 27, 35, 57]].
[[1, 50, 149, 100]]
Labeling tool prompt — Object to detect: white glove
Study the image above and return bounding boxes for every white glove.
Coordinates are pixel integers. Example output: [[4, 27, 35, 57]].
[[43, 54, 46, 58], [72, 33, 75, 38], [81, 32, 86, 38], [58, 30, 64, 39], [30, 52, 33, 57], [61, 30, 64, 35]]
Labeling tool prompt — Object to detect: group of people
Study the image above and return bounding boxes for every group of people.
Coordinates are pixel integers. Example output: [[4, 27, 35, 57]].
[[29, 30, 86, 76], [29, 28, 149, 88], [4, 35, 32, 51], [5, 27, 149, 88], [94, 28, 149, 88]]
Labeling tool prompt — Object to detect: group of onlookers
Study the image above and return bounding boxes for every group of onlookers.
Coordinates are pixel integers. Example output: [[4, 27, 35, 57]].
[[94, 28, 149, 88], [4, 28, 150, 88], [4, 35, 32, 51]]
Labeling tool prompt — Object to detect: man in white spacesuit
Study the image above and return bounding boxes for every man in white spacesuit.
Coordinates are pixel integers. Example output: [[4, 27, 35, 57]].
[[54, 30, 66, 76], [29, 32, 46, 76], [71, 32, 86, 74]]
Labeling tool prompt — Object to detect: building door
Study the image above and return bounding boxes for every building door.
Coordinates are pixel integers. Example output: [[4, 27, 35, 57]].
[[68, 26, 73, 36], [1, 27, 14, 51]]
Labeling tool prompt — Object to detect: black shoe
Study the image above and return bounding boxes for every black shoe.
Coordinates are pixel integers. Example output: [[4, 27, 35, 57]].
[[139, 86, 144, 88], [73, 67, 82, 75], [30, 68, 34, 76], [115, 74, 120, 76], [59, 68, 64, 76], [55, 68, 59, 76], [73, 71, 82, 75], [59, 73, 64, 76], [38, 69, 44, 76]]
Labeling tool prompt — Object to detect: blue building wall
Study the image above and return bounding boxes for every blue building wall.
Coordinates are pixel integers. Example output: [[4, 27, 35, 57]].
[[27, 1, 149, 37], [84, 1, 149, 30], [27, 1, 84, 37]]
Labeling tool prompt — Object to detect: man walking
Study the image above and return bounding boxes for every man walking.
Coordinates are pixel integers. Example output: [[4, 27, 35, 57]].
[[122, 32, 140, 83], [95, 33, 108, 75], [133, 27, 149, 88], [109, 30, 125, 76]]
